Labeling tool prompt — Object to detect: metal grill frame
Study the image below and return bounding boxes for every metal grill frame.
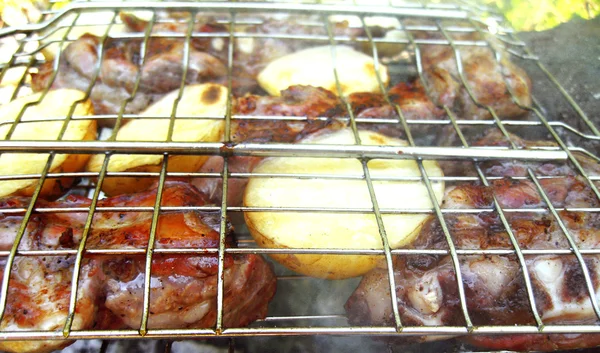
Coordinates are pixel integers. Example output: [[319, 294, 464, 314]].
[[0, 0, 599, 350]]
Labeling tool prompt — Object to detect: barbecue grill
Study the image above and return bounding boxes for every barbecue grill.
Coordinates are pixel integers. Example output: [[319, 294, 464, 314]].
[[0, 1, 598, 352]]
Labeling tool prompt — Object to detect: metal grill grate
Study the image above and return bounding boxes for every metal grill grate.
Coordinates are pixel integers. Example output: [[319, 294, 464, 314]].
[[0, 1, 599, 352]]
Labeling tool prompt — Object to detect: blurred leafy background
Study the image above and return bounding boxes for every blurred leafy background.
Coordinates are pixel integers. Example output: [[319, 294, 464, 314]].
[[482, 0, 599, 31]]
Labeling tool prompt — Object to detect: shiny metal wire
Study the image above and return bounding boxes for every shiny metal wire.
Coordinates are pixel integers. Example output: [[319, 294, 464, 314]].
[[0, 1, 599, 351]]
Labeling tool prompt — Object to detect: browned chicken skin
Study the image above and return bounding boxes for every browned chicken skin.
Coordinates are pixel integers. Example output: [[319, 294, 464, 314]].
[[345, 132, 600, 351], [0, 182, 276, 352]]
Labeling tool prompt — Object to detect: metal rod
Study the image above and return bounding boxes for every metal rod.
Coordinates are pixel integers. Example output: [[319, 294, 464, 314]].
[[139, 156, 170, 335], [0, 140, 569, 160], [0, 2, 471, 37], [323, 12, 403, 332]]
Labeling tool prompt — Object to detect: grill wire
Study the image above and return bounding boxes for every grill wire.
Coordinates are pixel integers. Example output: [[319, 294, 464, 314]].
[[0, 0, 599, 352]]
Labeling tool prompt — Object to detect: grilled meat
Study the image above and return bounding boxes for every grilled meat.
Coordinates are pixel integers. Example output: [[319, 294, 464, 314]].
[[408, 20, 532, 120], [32, 33, 227, 116], [0, 197, 102, 353], [232, 85, 345, 143], [349, 80, 446, 138], [0, 182, 277, 352], [441, 129, 600, 177], [193, 156, 263, 208], [88, 181, 276, 329], [345, 164, 600, 351]]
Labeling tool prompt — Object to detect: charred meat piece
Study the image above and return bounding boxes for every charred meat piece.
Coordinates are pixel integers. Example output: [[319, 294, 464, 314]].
[[407, 20, 532, 120], [345, 174, 600, 351], [32, 33, 227, 116], [232, 85, 345, 143]]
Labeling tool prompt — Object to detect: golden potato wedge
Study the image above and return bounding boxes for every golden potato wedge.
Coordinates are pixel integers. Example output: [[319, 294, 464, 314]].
[[257, 45, 388, 97], [244, 129, 444, 279], [0, 89, 96, 199], [87, 83, 227, 196]]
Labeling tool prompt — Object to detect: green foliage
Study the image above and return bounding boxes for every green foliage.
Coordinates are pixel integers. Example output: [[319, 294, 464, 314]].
[[483, 0, 600, 31]]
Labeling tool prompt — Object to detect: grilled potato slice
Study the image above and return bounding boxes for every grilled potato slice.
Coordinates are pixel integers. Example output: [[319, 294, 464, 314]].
[[244, 129, 444, 279], [87, 83, 227, 196], [257, 45, 388, 97], [0, 89, 96, 199]]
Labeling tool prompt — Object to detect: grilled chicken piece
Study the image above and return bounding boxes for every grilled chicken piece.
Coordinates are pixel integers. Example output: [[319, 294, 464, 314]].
[[0, 197, 103, 353], [0, 182, 277, 352], [345, 173, 600, 351], [407, 20, 532, 120]]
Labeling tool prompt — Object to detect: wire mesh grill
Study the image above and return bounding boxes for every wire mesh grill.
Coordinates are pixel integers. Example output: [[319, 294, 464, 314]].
[[0, 0, 599, 352]]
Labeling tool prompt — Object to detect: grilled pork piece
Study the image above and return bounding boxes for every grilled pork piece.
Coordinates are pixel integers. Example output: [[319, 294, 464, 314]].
[[0, 182, 276, 352], [345, 172, 600, 350], [408, 20, 532, 120]]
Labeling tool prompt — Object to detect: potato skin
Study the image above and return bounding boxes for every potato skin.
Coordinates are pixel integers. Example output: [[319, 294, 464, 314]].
[[244, 210, 427, 280], [245, 212, 378, 279]]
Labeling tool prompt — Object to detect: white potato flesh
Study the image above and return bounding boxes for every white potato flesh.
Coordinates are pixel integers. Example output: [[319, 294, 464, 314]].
[[0, 89, 95, 197], [87, 83, 227, 174], [257, 45, 388, 97], [244, 129, 444, 279]]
